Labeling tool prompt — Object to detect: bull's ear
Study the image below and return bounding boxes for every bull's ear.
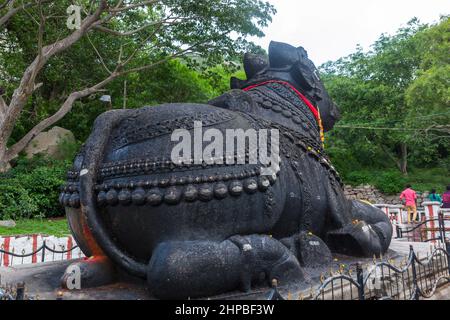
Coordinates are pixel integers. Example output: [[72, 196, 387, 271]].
[[292, 62, 315, 91], [296, 46, 309, 60], [292, 46, 317, 91], [268, 41, 300, 68], [243, 53, 268, 79]]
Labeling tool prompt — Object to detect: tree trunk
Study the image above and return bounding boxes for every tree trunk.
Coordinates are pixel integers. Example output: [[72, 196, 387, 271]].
[[399, 143, 408, 175], [0, 142, 9, 173], [380, 143, 408, 175]]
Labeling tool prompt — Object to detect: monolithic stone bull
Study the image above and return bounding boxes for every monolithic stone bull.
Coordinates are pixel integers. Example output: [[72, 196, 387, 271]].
[[60, 41, 392, 299]]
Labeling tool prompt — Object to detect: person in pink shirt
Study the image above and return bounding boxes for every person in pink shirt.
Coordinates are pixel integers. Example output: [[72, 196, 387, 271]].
[[442, 185, 450, 209], [400, 184, 417, 223]]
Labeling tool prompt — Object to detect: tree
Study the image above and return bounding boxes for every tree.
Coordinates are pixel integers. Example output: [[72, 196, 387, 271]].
[[405, 17, 450, 142], [321, 17, 449, 175], [0, 0, 275, 171]]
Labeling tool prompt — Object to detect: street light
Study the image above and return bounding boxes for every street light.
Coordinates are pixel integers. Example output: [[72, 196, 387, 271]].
[[99, 94, 112, 110]]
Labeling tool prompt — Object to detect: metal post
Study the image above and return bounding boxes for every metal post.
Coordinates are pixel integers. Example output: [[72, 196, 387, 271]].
[[445, 241, 450, 275], [41, 240, 46, 263], [396, 225, 401, 239], [356, 262, 365, 300], [410, 245, 419, 300], [15, 282, 24, 300], [438, 212, 445, 244]]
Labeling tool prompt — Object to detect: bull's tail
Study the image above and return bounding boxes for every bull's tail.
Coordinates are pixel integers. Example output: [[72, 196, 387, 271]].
[[78, 110, 147, 278]]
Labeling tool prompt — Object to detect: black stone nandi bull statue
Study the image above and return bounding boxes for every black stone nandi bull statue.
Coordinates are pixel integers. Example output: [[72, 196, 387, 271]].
[[59, 41, 392, 299]]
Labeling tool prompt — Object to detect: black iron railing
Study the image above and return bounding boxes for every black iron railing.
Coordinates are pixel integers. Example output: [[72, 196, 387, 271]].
[[267, 241, 450, 300], [395, 212, 449, 243], [0, 240, 82, 266], [2, 241, 449, 300]]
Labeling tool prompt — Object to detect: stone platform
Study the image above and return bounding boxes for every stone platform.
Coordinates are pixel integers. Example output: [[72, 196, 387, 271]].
[[0, 240, 442, 300]]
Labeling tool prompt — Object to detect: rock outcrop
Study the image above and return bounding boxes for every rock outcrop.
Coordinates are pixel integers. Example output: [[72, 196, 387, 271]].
[[344, 184, 429, 207], [24, 126, 75, 160]]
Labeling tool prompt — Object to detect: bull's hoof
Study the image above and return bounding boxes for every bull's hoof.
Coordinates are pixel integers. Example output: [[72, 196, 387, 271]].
[[326, 221, 384, 257], [61, 256, 116, 289]]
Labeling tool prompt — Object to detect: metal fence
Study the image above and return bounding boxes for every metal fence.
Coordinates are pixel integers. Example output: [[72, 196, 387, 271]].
[[2, 242, 449, 300], [0, 240, 83, 266], [1, 215, 449, 300], [395, 212, 449, 243], [267, 242, 450, 300]]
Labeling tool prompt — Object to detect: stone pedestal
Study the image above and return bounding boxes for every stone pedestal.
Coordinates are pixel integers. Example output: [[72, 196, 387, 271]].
[[422, 201, 442, 242], [441, 208, 450, 241]]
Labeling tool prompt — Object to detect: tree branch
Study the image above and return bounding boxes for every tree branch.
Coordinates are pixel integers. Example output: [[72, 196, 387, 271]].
[[380, 144, 402, 172], [86, 33, 112, 74], [0, 1, 31, 28], [0, 0, 14, 11], [0, 0, 108, 144], [0, 95, 6, 116], [0, 0, 51, 28], [4, 67, 122, 161], [31, 0, 46, 83], [0, 0, 233, 165], [5, 39, 206, 160], [107, 0, 159, 13], [94, 21, 161, 36]]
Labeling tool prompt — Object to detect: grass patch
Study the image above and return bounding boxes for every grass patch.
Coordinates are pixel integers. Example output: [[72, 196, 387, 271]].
[[0, 218, 70, 237]]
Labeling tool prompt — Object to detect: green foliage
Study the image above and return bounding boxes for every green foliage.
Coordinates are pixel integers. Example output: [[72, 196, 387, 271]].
[[0, 180, 39, 220], [1, 0, 270, 221], [56, 136, 82, 161], [2, 0, 275, 146], [322, 17, 449, 178], [341, 167, 448, 195], [0, 157, 70, 220], [342, 169, 407, 194], [9, 60, 243, 142], [373, 171, 408, 194], [343, 171, 374, 186]]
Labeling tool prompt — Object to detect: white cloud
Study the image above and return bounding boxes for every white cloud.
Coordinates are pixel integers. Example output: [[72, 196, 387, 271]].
[[250, 0, 449, 65]]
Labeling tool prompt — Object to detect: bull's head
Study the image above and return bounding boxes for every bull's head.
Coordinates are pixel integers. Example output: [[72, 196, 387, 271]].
[[231, 41, 340, 131]]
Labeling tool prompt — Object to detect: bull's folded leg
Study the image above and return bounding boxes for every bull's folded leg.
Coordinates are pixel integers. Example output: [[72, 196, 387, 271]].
[[280, 231, 332, 267], [147, 235, 304, 299], [326, 200, 393, 257]]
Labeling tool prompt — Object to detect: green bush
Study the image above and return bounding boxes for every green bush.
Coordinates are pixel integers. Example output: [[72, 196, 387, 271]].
[[0, 157, 70, 220], [0, 180, 39, 219], [340, 168, 407, 194], [373, 170, 408, 194], [339, 167, 446, 195], [342, 170, 373, 186]]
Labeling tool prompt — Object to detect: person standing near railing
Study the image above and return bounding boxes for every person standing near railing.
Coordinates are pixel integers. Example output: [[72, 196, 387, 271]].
[[428, 189, 442, 203], [400, 184, 418, 223], [442, 185, 450, 209]]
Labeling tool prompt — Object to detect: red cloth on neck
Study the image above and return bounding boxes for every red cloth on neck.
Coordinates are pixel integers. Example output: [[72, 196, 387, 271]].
[[242, 80, 320, 122]]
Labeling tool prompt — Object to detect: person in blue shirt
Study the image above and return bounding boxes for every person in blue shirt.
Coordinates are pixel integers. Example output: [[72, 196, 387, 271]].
[[428, 189, 442, 203]]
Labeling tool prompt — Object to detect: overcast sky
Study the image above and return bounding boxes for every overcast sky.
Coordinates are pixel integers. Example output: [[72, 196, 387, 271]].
[[250, 0, 449, 66]]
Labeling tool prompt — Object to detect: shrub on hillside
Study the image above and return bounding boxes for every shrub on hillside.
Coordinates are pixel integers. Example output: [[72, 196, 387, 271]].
[[341, 169, 408, 195], [0, 157, 71, 220], [373, 170, 408, 194], [342, 170, 373, 186]]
